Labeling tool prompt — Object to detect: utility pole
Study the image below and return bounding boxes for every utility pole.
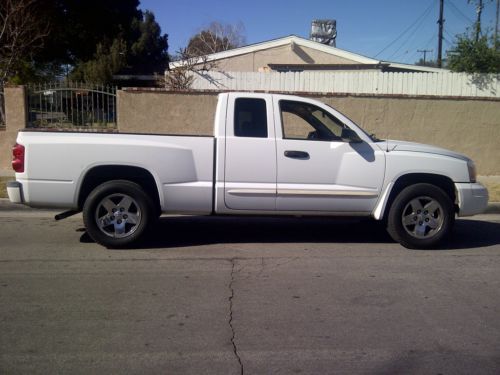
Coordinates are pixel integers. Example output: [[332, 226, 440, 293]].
[[418, 49, 433, 64], [475, 0, 484, 42], [437, 0, 444, 68], [495, 0, 499, 49]]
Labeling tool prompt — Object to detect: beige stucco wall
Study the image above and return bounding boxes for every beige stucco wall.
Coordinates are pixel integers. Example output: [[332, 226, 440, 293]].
[[2, 87, 499, 176], [201, 44, 361, 72], [0, 86, 27, 172], [117, 90, 218, 135], [118, 90, 500, 175], [314, 95, 500, 175]]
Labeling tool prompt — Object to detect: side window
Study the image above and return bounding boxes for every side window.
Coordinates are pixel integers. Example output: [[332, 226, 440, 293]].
[[234, 98, 268, 138], [281, 111, 314, 139], [280, 100, 346, 141]]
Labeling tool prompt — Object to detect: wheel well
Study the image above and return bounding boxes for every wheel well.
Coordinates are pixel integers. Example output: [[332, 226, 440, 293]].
[[383, 174, 457, 219], [78, 165, 161, 212]]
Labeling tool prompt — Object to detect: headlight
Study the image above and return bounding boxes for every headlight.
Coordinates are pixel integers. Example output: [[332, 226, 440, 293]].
[[467, 160, 477, 183]]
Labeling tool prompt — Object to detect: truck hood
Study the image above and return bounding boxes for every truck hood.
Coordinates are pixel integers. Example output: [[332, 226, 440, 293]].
[[378, 140, 470, 161]]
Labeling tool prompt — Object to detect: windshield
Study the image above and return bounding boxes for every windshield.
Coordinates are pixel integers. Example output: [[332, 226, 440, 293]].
[[323, 103, 383, 142]]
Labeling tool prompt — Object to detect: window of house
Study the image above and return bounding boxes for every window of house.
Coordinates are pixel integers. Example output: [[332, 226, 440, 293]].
[[276, 68, 304, 73], [234, 98, 268, 138]]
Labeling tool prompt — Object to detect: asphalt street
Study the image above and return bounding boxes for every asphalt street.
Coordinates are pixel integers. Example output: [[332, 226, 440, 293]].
[[1, 208, 500, 374]]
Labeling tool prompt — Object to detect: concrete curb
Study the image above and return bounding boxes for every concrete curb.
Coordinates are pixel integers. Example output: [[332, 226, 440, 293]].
[[1, 198, 500, 214]]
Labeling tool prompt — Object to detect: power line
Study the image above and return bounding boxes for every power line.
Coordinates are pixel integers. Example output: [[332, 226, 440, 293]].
[[388, 2, 436, 60], [417, 49, 433, 63], [447, 1, 475, 24], [423, 33, 439, 63], [443, 24, 460, 36], [443, 35, 454, 44], [403, 32, 436, 64], [421, 33, 438, 62], [423, 32, 437, 49], [375, 0, 437, 57], [444, 29, 457, 41], [407, 50, 421, 64]]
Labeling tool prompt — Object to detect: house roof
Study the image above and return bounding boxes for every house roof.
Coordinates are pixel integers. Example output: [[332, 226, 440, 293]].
[[169, 35, 447, 73], [381, 61, 447, 73]]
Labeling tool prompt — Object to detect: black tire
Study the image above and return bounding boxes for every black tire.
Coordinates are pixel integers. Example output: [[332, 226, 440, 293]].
[[387, 183, 455, 249], [83, 180, 154, 248]]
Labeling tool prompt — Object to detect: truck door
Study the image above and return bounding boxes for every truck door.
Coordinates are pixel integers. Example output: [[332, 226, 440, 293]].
[[224, 93, 277, 211], [273, 97, 385, 213]]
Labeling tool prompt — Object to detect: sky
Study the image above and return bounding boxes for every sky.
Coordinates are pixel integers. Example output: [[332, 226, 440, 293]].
[[139, 0, 498, 64]]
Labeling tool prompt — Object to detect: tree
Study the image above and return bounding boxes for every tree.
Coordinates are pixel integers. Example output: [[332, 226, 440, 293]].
[[70, 39, 127, 84], [4, 1, 169, 84], [36, 0, 142, 67], [187, 22, 245, 56], [0, 0, 49, 126], [127, 11, 169, 74], [163, 22, 245, 90], [163, 47, 219, 90], [0, 0, 49, 84], [70, 10, 169, 83], [163, 48, 197, 90], [447, 32, 500, 73]]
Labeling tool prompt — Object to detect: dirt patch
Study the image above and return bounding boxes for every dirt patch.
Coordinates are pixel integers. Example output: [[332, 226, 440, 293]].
[[0, 177, 11, 199]]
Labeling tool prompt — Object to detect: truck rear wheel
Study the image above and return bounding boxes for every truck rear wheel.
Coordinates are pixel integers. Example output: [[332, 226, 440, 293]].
[[387, 183, 455, 249], [83, 180, 153, 248]]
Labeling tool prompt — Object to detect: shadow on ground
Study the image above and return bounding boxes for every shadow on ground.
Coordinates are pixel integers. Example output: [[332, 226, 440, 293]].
[[80, 216, 500, 250]]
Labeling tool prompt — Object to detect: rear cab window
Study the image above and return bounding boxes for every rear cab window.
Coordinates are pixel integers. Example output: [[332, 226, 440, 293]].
[[234, 98, 268, 138]]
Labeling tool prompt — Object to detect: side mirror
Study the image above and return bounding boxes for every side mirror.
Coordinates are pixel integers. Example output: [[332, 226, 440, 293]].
[[341, 128, 363, 143]]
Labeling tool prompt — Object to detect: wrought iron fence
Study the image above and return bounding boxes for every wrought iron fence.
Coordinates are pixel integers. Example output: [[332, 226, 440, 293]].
[[0, 85, 5, 130], [27, 82, 117, 129]]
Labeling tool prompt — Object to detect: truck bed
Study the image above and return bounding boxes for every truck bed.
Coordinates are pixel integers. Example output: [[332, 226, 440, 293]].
[[14, 130, 215, 213]]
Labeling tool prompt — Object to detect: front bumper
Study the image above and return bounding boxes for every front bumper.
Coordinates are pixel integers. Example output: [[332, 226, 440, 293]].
[[455, 182, 489, 217], [7, 181, 24, 204]]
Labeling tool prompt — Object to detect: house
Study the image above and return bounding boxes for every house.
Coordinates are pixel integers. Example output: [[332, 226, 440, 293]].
[[169, 35, 446, 74]]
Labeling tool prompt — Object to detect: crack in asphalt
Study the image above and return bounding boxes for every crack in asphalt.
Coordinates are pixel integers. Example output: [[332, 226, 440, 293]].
[[229, 258, 244, 375]]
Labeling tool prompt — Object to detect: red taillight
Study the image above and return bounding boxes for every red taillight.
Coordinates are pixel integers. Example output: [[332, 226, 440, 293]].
[[12, 143, 25, 173]]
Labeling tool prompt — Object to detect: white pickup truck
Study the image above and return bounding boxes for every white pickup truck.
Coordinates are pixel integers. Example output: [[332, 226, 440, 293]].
[[7, 92, 488, 249]]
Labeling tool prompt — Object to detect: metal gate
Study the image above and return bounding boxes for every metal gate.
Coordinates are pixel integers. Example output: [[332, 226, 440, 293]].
[[27, 82, 117, 129]]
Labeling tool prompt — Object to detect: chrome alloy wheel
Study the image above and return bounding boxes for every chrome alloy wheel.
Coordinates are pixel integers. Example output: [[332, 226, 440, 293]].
[[401, 196, 444, 239], [95, 193, 141, 238]]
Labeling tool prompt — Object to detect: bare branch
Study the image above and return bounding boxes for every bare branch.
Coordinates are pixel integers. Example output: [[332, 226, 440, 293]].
[[0, 0, 50, 83], [187, 21, 246, 57], [161, 22, 245, 90], [161, 47, 219, 90]]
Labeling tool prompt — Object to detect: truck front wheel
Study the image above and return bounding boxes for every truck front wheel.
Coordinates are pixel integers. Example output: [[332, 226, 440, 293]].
[[387, 183, 455, 249], [83, 180, 153, 248]]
